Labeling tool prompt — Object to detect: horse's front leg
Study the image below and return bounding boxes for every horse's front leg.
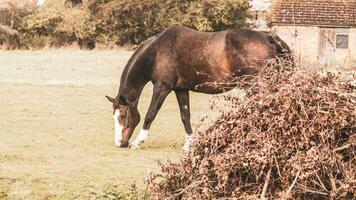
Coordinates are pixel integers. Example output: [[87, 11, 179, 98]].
[[130, 83, 171, 149], [174, 90, 193, 151]]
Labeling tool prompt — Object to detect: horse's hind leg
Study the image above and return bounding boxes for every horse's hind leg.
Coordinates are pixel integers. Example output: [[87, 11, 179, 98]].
[[174, 90, 193, 151], [130, 84, 171, 149]]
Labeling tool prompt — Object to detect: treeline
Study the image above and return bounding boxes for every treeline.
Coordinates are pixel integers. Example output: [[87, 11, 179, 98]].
[[0, 0, 250, 49]]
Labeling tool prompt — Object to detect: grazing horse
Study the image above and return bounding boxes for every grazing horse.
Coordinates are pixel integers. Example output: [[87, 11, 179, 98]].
[[106, 25, 292, 150]]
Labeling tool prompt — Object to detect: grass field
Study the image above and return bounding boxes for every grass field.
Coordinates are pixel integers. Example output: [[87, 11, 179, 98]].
[[0, 50, 220, 199]]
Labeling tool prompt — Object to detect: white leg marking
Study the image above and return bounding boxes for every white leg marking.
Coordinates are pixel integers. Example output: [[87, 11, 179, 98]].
[[113, 109, 123, 147], [130, 129, 148, 149], [183, 134, 194, 152]]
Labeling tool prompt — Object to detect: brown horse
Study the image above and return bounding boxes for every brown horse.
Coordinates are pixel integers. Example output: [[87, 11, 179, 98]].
[[106, 25, 292, 150]]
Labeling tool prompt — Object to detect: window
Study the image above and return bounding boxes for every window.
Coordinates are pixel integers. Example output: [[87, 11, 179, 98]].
[[336, 28, 350, 49], [336, 35, 349, 49]]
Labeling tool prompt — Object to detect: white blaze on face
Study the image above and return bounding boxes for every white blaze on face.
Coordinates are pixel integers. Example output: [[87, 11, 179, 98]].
[[113, 109, 123, 146]]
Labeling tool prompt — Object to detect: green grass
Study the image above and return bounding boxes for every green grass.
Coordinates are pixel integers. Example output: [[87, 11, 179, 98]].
[[0, 50, 217, 199]]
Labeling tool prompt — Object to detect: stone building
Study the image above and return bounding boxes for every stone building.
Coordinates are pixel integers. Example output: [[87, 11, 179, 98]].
[[271, 0, 356, 68]]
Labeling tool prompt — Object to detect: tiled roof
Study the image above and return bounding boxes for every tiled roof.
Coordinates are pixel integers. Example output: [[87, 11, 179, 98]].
[[272, 0, 356, 27]]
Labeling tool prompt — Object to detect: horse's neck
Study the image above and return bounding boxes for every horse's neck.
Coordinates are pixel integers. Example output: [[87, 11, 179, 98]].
[[118, 57, 150, 102], [118, 35, 157, 101], [118, 69, 148, 103]]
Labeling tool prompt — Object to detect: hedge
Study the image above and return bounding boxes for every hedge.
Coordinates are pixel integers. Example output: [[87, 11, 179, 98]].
[[0, 0, 250, 49]]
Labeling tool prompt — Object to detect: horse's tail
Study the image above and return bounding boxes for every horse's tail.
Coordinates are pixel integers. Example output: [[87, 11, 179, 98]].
[[265, 32, 294, 66]]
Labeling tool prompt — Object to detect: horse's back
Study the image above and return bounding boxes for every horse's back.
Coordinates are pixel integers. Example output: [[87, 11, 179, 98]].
[[151, 26, 229, 88], [149, 26, 288, 93], [224, 28, 277, 75], [158, 25, 276, 68]]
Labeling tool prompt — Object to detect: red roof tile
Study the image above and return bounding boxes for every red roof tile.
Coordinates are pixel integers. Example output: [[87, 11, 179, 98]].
[[272, 0, 356, 27]]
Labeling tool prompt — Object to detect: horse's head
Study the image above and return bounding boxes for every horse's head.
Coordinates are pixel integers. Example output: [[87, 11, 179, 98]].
[[106, 95, 140, 148]]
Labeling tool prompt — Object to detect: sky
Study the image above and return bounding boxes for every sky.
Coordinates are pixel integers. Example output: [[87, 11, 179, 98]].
[[36, 0, 46, 6], [251, 0, 272, 11]]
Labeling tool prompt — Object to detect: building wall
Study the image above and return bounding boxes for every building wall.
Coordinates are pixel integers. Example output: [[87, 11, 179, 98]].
[[272, 25, 356, 68], [272, 26, 320, 64], [348, 28, 356, 65]]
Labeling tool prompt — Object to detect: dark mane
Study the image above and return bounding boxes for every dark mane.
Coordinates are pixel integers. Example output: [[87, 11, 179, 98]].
[[118, 35, 158, 95], [263, 31, 294, 62]]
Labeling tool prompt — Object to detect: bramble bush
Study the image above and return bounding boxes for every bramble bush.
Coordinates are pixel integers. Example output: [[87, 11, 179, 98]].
[[147, 62, 356, 199], [0, 0, 250, 49], [0, 5, 31, 49], [90, 0, 249, 46]]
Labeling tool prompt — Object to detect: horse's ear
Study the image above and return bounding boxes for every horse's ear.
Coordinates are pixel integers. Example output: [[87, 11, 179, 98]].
[[105, 95, 115, 103], [119, 96, 128, 105]]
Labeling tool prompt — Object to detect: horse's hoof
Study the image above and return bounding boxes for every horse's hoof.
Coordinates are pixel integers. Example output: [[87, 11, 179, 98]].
[[130, 141, 141, 149], [115, 137, 122, 147], [130, 145, 140, 150]]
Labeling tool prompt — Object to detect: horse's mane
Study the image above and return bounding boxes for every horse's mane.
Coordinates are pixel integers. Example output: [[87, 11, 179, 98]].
[[263, 31, 294, 63], [118, 35, 158, 95]]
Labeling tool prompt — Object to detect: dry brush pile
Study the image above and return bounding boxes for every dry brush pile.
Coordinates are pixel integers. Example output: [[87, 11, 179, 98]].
[[147, 63, 356, 199]]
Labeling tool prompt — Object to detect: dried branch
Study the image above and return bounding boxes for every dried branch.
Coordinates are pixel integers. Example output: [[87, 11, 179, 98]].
[[333, 144, 351, 152], [0, 24, 18, 35], [260, 167, 272, 200], [287, 170, 301, 194], [147, 62, 356, 199]]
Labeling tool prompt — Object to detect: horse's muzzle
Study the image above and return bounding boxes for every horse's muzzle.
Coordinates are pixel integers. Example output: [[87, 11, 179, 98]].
[[119, 141, 129, 148]]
